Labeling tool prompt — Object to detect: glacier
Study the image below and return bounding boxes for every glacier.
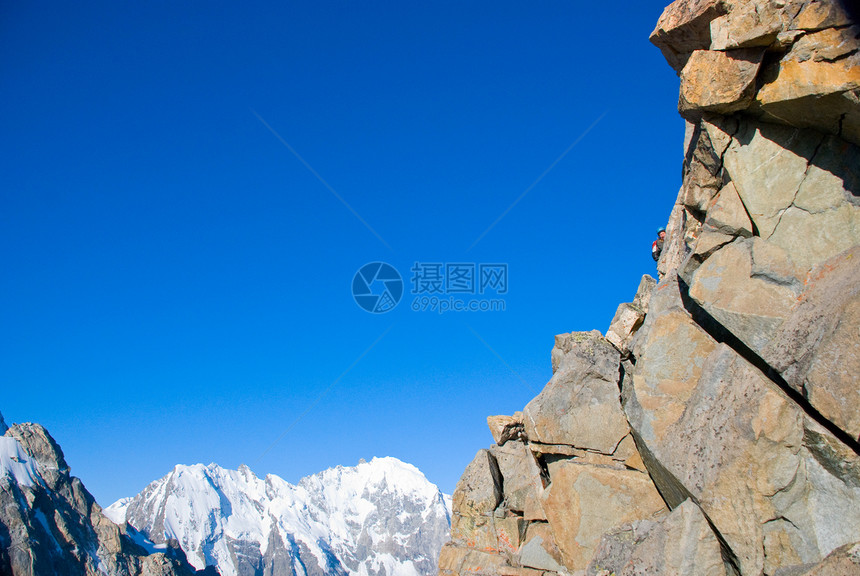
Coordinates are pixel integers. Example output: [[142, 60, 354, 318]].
[[105, 456, 452, 576]]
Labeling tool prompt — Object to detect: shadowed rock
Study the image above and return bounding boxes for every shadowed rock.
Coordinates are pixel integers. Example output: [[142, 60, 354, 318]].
[[0, 422, 207, 576]]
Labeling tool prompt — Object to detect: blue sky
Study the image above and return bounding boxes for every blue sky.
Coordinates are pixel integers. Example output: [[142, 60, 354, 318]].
[[2, 1, 683, 505]]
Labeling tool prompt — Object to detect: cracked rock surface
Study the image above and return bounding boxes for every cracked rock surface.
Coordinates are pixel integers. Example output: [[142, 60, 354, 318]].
[[441, 1, 860, 575]]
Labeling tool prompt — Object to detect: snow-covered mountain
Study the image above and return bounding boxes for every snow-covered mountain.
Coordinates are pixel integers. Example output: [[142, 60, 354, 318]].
[[104, 457, 452, 576], [0, 418, 205, 576]]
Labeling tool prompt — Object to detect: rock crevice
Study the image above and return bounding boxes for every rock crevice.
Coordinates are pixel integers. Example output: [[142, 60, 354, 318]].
[[677, 276, 860, 455]]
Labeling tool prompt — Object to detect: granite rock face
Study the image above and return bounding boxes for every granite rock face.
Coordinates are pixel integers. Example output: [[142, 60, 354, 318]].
[[444, 333, 670, 575], [651, 0, 860, 146], [586, 500, 726, 576], [523, 332, 628, 455], [0, 423, 207, 576], [441, 1, 860, 575], [795, 542, 860, 576]]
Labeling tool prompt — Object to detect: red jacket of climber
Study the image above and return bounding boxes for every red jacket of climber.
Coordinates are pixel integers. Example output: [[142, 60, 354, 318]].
[[652, 227, 666, 262]]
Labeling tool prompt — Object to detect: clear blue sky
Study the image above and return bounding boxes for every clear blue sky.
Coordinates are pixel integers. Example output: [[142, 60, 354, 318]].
[[1, 1, 683, 505]]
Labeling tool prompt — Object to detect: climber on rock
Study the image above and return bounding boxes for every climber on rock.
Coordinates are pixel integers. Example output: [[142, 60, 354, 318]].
[[652, 227, 666, 262]]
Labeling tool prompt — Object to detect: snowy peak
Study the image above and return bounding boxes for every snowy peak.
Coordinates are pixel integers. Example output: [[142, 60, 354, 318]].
[[1, 421, 202, 576], [111, 457, 451, 576], [302, 457, 440, 500]]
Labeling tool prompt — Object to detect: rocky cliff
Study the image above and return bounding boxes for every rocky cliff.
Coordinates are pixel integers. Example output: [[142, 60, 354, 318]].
[[0, 416, 213, 576], [439, 1, 860, 575]]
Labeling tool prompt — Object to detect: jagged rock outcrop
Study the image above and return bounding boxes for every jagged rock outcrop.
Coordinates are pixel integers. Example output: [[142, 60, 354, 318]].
[[440, 1, 860, 575], [606, 275, 656, 358], [652, 0, 860, 146], [440, 332, 668, 576], [0, 421, 209, 576]]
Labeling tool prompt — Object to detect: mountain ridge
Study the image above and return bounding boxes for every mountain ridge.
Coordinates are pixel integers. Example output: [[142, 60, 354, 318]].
[[105, 456, 452, 576], [0, 418, 207, 576]]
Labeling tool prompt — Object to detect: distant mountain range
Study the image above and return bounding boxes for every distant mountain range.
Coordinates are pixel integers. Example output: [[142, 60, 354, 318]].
[[0, 410, 451, 576], [104, 457, 452, 576]]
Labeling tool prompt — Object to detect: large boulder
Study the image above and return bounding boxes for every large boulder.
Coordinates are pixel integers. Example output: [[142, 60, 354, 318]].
[[707, 0, 800, 50], [524, 332, 627, 454], [605, 303, 646, 356], [793, 0, 854, 30], [625, 277, 719, 457], [679, 48, 764, 114], [686, 237, 798, 353], [703, 182, 753, 238], [632, 274, 657, 312], [486, 413, 525, 447], [755, 55, 860, 146], [488, 442, 543, 516], [625, 337, 860, 575], [452, 449, 502, 518], [518, 523, 564, 572], [721, 119, 822, 238], [606, 275, 657, 357], [650, 0, 728, 72], [586, 500, 727, 576], [450, 449, 503, 551], [786, 26, 860, 63], [763, 247, 860, 440], [765, 134, 860, 273], [539, 461, 665, 572]]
